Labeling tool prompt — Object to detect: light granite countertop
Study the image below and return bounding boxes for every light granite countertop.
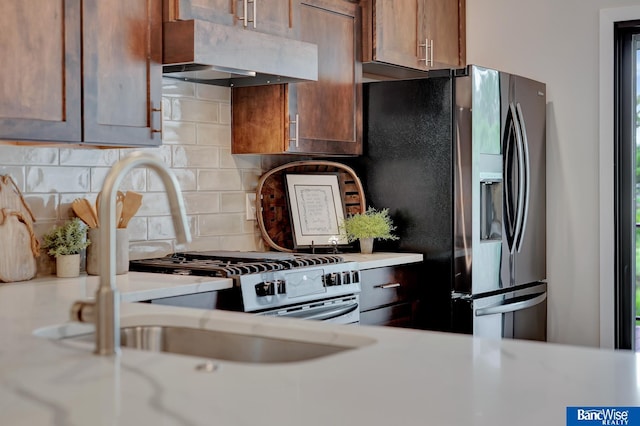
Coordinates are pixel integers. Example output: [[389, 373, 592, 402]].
[[0, 252, 638, 425]]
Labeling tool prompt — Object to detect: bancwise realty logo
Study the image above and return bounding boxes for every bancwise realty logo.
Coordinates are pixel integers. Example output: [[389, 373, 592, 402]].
[[567, 407, 640, 425]]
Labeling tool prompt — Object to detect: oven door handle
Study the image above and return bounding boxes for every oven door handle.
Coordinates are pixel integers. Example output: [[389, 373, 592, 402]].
[[277, 301, 359, 321]]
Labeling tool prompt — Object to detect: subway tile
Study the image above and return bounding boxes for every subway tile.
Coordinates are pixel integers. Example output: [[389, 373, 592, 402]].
[[26, 167, 90, 193], [242, 219, 260, 234], [220, 149, 261, 170], [219, 234, 263, 251], [148, 168, 197, 192], [220, 192, 246, 213], [219, 102, 231, 124], [183, 192, 220, 215], [162, 79, 196, 97], [196, 123, 231, 146], [136, 192, 171, 216], [162, 97, 172, 120], [198, 170, 243, 191], [59, 148, 119, 166], [195, 84, 230, 102], [0, 146, 58, 165], [162, 121, 197, 145], [241, 169, 261, 191], [118, 145, 172, 164], [91, 167, 146, 193], [172, 98, 219, 123], [0, 167, 25, 191], [172, 145, 219, 168], [129, 240, 174, 260], [184, 236, 222, 252], [124, 216, 147, 241], [148, 215, 197, 240], [24, 194, 58, 221], [198, 213, 244, 236]]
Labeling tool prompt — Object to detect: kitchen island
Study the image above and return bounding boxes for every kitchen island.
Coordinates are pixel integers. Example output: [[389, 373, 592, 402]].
[[0, 252, 637, 425]]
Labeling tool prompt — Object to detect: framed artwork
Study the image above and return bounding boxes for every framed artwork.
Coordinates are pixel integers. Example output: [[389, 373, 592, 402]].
[[285, 173, 348, 248]]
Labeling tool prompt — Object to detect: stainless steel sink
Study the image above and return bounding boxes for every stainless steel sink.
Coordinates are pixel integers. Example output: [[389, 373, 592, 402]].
[[70, 325, 365, 363]]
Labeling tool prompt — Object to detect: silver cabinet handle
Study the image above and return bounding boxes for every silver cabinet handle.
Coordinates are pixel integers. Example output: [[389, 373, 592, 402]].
[[375, 282, 401, 289], [252, 0, 257, 29], [418, 39, 434, 67], [289, 114, 299, 148], [239, 0, 255, 28], [475, 292, 546, 317], [151, 103, 162, 138]]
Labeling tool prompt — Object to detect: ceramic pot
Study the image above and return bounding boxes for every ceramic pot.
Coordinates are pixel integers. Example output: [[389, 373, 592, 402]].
[[56, 254, 80, 278], [359, 237, 374, 254], [86, 228, 129, 275]]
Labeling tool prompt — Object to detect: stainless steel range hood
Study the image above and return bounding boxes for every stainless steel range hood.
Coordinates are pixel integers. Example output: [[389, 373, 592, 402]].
[[163, 20, 318, 87]]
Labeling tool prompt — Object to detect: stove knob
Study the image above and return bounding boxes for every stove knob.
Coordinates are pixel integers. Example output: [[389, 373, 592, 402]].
[[275, 280, 286, 294], [255, 281, 275, 296], [351, 270, 360, 284], [329, 272, 342, 285], [341, 271, 351, 284], [323, 273, 332, 286]]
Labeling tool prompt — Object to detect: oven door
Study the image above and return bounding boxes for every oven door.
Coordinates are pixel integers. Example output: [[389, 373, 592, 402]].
[[257, 295, 359, 325]]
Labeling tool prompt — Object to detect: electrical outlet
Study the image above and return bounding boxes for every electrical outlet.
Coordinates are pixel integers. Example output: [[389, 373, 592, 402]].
[[245, 193, 257, 220]]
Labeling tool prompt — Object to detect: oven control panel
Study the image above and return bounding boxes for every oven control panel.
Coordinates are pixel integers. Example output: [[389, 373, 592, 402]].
[[242, 261, 361, 312], [254, 270, 360, 297]]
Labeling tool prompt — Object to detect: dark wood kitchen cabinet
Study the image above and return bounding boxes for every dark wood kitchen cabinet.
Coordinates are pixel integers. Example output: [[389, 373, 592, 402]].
[[163, 0, 294, 38], [359, 264, 420, 327], [0, 0, 162, 147], [361, 0, 465, 76], [0, 0, 82, 142], [232, 0, 362, 156]]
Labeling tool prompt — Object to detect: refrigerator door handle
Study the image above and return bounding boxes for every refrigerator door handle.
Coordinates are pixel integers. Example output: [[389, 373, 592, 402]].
[[505, 103, 526, 254], [475, 291, 546, 317], [514, 103, 531, 252]]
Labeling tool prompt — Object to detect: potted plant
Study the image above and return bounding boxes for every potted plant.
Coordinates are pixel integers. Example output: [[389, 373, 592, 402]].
[[340, 207, 398, 254], [42, 218, 91, 278]]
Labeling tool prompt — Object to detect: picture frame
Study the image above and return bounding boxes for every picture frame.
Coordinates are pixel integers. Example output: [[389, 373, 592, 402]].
[[284, 173, 348, 248]]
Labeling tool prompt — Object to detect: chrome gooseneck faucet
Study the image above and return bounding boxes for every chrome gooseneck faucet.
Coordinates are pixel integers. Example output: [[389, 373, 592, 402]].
[[71, 152, 192, 355]]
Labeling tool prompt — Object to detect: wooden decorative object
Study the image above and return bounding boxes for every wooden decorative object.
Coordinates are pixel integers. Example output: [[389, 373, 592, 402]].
[[255, 160, 366, 252], [0, 175, 39, 282]]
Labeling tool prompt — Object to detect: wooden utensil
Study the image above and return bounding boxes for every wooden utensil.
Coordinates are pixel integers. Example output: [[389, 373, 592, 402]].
[[72, 198, 98, 228], [119, 191, 143, 228]]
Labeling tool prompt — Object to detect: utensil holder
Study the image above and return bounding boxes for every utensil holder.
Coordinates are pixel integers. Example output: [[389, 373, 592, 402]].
[[86, 228, 129, 275]]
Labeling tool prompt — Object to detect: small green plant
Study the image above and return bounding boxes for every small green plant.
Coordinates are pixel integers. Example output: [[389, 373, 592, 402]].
[[42, 218, 90, 257], [340, 207, 399, 242]]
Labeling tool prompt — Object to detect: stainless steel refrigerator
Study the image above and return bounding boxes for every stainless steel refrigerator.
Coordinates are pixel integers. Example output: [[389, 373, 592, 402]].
[[348, 65, 547, 340]]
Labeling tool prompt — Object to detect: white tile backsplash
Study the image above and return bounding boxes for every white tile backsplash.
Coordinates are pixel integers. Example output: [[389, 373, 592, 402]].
[[0, 79, 264, 274]]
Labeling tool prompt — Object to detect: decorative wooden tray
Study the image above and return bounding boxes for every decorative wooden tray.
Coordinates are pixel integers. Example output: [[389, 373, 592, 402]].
[[256, 160, 366, 252]]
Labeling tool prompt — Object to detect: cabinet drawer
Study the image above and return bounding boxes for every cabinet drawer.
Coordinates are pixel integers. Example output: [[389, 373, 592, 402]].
[[360, 303, 414, 327], [359, 265, 418, 311]]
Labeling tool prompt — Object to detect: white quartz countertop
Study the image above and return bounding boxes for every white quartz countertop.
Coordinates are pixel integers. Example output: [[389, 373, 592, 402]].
[[1, 252, 638, 425]]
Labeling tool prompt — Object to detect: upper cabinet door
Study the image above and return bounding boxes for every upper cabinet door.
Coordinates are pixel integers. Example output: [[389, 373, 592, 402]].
[[165, 0, 294, 38], [367, 0, 424, 70], [289, 0, 362, 155], [0, 0, 82, 142], [164, 0, 234, 24], [362, 0, 465, 76], [82, 0, 163, 146], [249, 0, 294, 37], [425, 0, 465, 68]]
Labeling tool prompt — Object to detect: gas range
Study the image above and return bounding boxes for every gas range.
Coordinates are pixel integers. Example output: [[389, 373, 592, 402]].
[[130, 251, 361, 317]]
